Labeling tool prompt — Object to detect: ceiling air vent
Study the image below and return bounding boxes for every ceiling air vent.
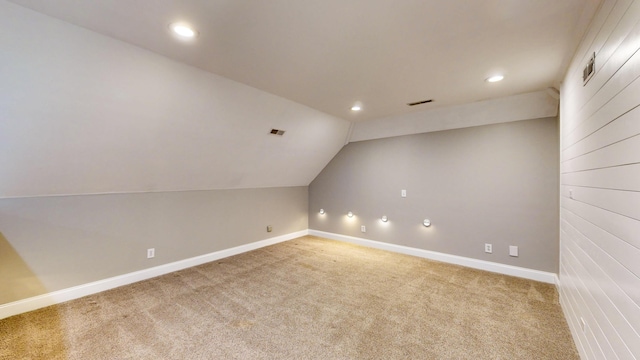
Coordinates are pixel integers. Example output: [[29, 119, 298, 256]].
[[270, 129, 285, 136], [407, 99, 433, 106], [583, 52, 595, 85]]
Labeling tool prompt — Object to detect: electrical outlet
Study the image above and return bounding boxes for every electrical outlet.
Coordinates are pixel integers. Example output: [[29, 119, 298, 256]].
[[361, 225, 366, 232], [484, 244, 492, 254], [267, 225, 272, 232], [147, 248, 155, 259], [401, 189, 407, 198]]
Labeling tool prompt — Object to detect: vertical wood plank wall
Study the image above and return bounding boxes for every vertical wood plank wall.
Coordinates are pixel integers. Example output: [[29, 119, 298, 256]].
[[559, 0, 640, 358]]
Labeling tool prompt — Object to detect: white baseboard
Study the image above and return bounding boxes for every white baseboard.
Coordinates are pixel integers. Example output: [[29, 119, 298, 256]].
[[309, 230, 557, 284], [0, 230, 308, 320], [1, 229, 557, 320]]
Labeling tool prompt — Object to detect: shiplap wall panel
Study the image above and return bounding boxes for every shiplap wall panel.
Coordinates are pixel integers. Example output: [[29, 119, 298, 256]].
[[568, 0, 630, 95], [562, 135, 640, 172], [563, 66, 640, 150], [566, 187, 640, 220], [558, 259, 598, 359], [562, 192, 640, 249], [566, 0, 629, 116], [564, 48, 640, 149], [563, 231, 639, 357], [562, 164, 640, 191], [578, 0, 639, 107], [559, 288, 593, 359], [576, 48, 640, 132], [560, 0, 640, 358], [562, 216, 640, 321], [578, 1, 640, 100], [563, 104, 640, 161], [562, 208, 640, 283], [563, 237, 636, 359], [560, 248, 620, 360]]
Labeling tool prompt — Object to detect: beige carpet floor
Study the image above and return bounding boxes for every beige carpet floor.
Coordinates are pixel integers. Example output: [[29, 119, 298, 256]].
[[0, 236, 578, 359]]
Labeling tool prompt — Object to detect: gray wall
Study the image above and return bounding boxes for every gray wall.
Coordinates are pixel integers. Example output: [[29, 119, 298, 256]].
[[0, 186, 308, 304], [309, 117, 559, 273]]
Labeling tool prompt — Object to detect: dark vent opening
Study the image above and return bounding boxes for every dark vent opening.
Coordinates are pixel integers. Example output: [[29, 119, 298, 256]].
[[270, 129, 285, 136], [583, 52, 595, 85], [407, 99, 434, 106]]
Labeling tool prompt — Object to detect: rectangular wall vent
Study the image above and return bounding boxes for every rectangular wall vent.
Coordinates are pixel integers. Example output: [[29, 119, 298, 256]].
[[270, 129, 285, 136], [583, 52, 595, 85], [407, 99, 433, 106]]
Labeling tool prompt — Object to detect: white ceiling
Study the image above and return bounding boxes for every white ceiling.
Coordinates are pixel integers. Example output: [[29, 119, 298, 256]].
[[8, 0, 600, 122]]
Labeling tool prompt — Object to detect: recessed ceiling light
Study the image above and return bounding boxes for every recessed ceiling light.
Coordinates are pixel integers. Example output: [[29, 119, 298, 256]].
[[351, 105, 362, 111], [170, 23, 197, 38], [486, 75, 504, 83]]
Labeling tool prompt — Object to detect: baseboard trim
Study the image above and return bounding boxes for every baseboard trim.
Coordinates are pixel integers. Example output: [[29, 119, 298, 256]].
[[1, 229, 557, 319], [309, 230, 557, 284], [0, 230, 308, 320]]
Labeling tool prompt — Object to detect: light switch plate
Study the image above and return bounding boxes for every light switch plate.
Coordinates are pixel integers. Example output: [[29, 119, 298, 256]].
[[509, 246, 519, 257]]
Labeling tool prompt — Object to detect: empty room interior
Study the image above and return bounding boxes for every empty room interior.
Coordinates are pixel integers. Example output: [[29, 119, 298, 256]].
[[1, 0, 639, 359]]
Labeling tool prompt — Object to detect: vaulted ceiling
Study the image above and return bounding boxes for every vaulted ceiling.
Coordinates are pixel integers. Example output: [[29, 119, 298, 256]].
[[7, 0, 600, 122]]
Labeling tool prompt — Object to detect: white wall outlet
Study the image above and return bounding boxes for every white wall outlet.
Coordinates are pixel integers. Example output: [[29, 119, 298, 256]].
[[484, 243, 492, 253], [361, 225, 366, 232], [267, 225, 272, 232], [401, 189, 407, 198], [509, 245, 519, 257], [147, 248, 155, 259]]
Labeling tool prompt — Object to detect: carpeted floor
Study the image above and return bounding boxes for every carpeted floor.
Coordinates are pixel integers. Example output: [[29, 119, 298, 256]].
[[0, 236, 578, 359]]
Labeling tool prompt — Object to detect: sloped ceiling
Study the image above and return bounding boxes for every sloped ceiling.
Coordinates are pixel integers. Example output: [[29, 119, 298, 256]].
[[6, 0, 600, 121], [0, 2, 349, 197], [0, 1, 600, 197]]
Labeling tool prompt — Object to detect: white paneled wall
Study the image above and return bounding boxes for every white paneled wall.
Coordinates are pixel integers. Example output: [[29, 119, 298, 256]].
[[559, 0, 640, 358]]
